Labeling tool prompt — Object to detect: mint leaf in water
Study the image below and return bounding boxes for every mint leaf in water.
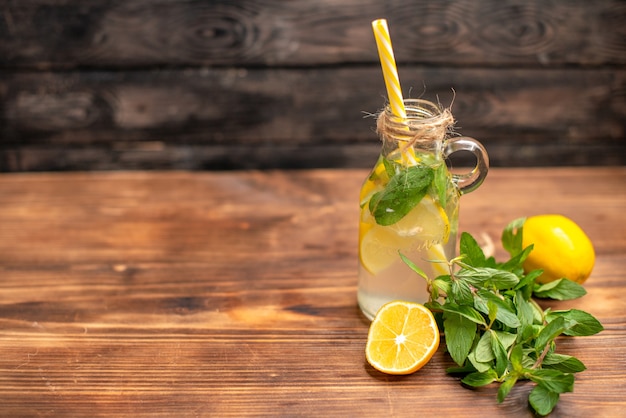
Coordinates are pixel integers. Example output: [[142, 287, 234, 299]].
[[381, 157, 398, 179], [369, 164, 434, 226]]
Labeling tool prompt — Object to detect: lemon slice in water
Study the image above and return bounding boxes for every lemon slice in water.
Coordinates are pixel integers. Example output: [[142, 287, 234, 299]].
[[385, 196, 450, 242], [360, 196, 450, 275]]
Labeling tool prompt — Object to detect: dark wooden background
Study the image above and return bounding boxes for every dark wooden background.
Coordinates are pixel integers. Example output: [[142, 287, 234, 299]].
[[1, 0, 624, 171]]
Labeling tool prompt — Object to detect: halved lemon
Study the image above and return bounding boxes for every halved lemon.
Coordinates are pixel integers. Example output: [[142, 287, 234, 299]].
[[366, 300, 440, 375]]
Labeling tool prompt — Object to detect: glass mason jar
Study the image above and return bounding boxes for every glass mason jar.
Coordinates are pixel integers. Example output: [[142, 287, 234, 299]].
[[358, 99, 489, 320]]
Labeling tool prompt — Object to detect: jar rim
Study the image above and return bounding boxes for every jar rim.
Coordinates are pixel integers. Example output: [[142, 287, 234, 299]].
[[384, 99, 445, 123]]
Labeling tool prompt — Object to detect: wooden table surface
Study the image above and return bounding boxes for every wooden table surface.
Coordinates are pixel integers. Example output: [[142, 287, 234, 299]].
[[0, 167, 625, 417]]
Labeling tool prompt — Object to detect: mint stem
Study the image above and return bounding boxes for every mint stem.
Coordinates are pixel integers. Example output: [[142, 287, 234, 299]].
[[532, 341, 552, 369]]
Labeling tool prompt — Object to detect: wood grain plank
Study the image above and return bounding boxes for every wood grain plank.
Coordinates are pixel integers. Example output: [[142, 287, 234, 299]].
[[1, 0, 624, 68], [1, 67, 624, 170], [0, 168, 624, 416], [1, 0, 624, 171]]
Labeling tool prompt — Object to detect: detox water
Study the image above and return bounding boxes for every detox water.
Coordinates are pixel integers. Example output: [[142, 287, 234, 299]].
[[357, 99, 488, 320], [357, 158, 459, 320]]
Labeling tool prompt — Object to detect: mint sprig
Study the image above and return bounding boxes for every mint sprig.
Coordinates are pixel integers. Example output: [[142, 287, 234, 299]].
[[405, 219, 603, 416]]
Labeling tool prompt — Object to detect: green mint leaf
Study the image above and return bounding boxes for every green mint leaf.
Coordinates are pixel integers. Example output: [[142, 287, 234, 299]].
[[529, 385, 560, 416], [514, 269, 543, 292], [457, 267, 519, 290], [497, 375, 518, 403], [535, 316, 566, 351], [446, 363, 477, 375], [510, 343, 524, 372], [534, 279, 587, 300], [462, 370, 498, 388], [398, 252, 429, 280], [501, 217, 526, 256], [369, 164, 434, 226], [515, 291, 535, 330], [499, 244, 533, 272], [450, 279, 474, 305], [546, 309, 604, 336], [542, 352, 587, 373], [459, 232, 488, 268], [487, 300, 498, 325], [430, 284, 441, 301], [485, 256, 498, 268], [433, 276, 451, 296], [443, 311, 477, 366], [473, 332, 495, 363], [440, 303, 487, 326], [530, 300, 545, 324], [468, 350, 493, 373], [494, 330, 517, 350], [424, 300, 444, 312], [470, 331, 515, 375], [490, 330, 509, 377], [528, 369, 575, 394], [474, 290, 521, 329], [485, 269, 520, 289], [518, 324, 539, 346]]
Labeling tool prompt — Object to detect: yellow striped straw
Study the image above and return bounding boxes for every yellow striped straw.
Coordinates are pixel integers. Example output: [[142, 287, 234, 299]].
[[371, 19, 406, 119]]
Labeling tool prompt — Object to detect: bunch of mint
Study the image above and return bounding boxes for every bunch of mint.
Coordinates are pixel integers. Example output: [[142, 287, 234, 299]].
[[401, 218, 603, 415]]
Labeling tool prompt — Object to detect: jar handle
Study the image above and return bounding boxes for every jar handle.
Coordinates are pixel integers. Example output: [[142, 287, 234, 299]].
[[444, 137, 489, 195]]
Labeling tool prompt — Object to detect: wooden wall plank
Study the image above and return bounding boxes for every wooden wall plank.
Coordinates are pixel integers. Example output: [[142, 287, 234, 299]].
[[1, 67, 624, 170], [0, 0, 624, 170], [1, 0, 624, 69]]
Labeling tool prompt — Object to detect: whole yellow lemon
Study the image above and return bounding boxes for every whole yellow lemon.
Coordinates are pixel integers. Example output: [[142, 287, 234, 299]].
[[522, 214, 595, 284]]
